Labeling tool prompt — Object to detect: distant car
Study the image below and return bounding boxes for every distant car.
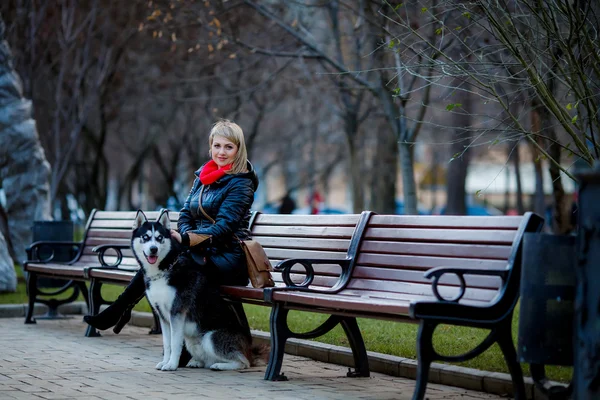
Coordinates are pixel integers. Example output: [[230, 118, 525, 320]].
[[260, 203, 279, 214], [395, 200, 430, 215], [318, 207, 347, 215], [436, 204, 503, 216]]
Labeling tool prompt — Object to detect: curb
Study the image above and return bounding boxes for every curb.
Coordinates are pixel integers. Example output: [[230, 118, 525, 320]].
[[0, 304, 560, 399], [0, 301, 87, 319]]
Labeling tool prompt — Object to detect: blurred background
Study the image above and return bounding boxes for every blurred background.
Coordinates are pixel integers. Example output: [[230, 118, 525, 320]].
[[1, 0, 597, 237]]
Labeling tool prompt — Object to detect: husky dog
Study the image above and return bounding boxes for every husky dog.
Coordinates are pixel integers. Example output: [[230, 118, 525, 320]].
[[132, 209, 260, 371]]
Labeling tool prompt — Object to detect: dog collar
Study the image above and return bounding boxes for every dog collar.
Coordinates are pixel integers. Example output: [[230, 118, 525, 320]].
[[146, 271, 166, 282]]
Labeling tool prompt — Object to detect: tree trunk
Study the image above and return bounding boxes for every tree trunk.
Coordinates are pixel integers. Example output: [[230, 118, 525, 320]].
[[446, 140, 470, 215], [399, 142, 417, 214], [541, 105, 571, 234], [348, 143, 365, 213], [371, 127, 397, 214], [513, 140, 525, 214], [445, 84, 472, 216], [547, 138, 570, 233], [529, 108, 546, 216], [0, 13, 51, 288]]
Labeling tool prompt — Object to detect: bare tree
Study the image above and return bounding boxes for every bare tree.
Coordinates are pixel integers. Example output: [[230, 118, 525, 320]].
[[204, 0, 440, 214], [385, 0, 599, 229]]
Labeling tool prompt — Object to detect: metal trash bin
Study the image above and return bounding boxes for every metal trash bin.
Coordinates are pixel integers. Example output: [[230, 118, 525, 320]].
[[31, 220, 74, 287], [28, 220, 83, 320], [518, 232, 575, 398]]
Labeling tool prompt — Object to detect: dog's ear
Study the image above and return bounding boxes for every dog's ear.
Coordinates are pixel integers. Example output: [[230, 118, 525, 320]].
[[133, 210, 147, 230], [157, 208, 170, 230]]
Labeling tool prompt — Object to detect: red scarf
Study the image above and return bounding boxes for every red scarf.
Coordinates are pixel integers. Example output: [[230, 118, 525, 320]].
[[199, 160, 232, 185]]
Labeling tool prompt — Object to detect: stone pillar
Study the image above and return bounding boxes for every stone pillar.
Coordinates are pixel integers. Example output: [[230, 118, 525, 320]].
[[0, 13, 51, 285]]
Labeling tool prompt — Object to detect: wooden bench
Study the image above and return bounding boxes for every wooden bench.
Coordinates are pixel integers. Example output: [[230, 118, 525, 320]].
[[262, 211, 544, 400], [23, 210, 175, 336], [25, 209, 543, 400], [84, 212, 365, 337]]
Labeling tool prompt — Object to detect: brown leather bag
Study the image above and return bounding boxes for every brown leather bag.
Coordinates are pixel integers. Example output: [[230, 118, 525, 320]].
[[197, 186, 275, 288], [239, 239, 275, 288]]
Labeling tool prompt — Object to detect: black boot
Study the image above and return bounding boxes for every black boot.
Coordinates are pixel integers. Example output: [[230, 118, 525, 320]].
[[229, 301, 251, 339], [83, 269, 146, 334]]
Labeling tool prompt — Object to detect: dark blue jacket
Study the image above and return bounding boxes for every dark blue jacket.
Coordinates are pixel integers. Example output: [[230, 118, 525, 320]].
[[178, 161, 259, 285]]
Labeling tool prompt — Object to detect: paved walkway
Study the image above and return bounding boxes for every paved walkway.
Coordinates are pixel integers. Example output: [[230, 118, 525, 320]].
[[0, 317, 506, 400]]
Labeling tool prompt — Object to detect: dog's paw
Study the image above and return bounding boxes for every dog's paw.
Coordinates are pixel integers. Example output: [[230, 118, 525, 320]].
[[160, 361, 179, 371], [209, 362, 244, 371], [186, 359, 204, 368], [156, 361, 167, 370]]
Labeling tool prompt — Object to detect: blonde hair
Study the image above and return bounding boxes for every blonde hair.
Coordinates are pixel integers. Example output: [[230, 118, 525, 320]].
[[209, 119, 248, 174]]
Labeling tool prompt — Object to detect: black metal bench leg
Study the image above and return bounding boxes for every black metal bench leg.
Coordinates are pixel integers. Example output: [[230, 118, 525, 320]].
[[264, 303, 290, 381], [76, 281, 90, 309], [85, 279, 103, 337], [496, 319, 526, 400], [25, 272, 38, 324], [340, 317, 370, 377], [413, 321, 437, 400]]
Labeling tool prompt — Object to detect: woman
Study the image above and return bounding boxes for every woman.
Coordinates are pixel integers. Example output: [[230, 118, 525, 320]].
[[84, 119, 258, 336]]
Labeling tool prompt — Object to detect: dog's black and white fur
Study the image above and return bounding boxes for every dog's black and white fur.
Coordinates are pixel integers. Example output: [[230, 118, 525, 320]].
[[132, 209, 257, 371]]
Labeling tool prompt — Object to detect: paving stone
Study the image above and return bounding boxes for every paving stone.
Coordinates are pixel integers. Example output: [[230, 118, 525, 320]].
[[0, 317, 510, 400]]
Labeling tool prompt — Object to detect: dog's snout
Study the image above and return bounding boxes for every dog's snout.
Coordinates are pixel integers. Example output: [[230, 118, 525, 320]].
[[149, 246, 158, 255]]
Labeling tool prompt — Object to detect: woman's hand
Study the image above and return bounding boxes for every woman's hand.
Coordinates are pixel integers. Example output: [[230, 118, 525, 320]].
[[170, 229, 182, 243]]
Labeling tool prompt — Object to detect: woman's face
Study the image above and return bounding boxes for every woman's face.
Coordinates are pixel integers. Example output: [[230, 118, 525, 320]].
[[211, 135, 238, 168]]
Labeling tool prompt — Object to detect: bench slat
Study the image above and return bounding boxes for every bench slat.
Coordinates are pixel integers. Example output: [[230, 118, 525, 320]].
[[351, 266, 502, 290], [91, 220, 155, 229], [336, 288, 492, 307], [86, 237, 131, 246], [271, 272, 339, 287], [267, 291, 416, 317], [87, 229, 136, 239], [85, 237, 353, 254], [356, 253, 506, 270], [346, 278, 499, 302], [364, 227, 516, 244], [265, 248, 349, 261], [258, 237, 351, 251], [254, 214, 360, 226], [251, 225, 356, 239], [368, 214, 523, 229], [93, 211, 180, 221], [359, 240, 512, 260], [79, 255, 139, 266], [25, 263, 88, 278], [88, 268, 138, 281]]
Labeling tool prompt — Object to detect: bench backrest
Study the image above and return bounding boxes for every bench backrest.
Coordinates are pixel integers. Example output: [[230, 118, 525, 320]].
[[349, 213, 540, 306], [251, 213, 362, 288], [80, 211, 363, 288], [78, 210, 180, 268]]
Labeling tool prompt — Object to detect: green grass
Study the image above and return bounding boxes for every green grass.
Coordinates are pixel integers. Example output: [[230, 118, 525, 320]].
[[2, 270, 572, 382]]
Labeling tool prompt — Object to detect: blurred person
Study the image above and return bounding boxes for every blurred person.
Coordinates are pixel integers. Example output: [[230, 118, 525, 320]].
[[308, 190, 323, 215], [278, 192, 296, 214]]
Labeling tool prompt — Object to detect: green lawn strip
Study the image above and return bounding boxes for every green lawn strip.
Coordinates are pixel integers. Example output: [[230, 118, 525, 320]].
[[1, 277, 571, 382]]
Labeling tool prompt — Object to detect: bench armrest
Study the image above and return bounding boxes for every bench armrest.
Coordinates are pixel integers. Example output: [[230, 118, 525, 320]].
[[92, 244, 130, 267], [26, 241, 82, 264], [424, 266, 509, 303], [264, 258, 352, 302]]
